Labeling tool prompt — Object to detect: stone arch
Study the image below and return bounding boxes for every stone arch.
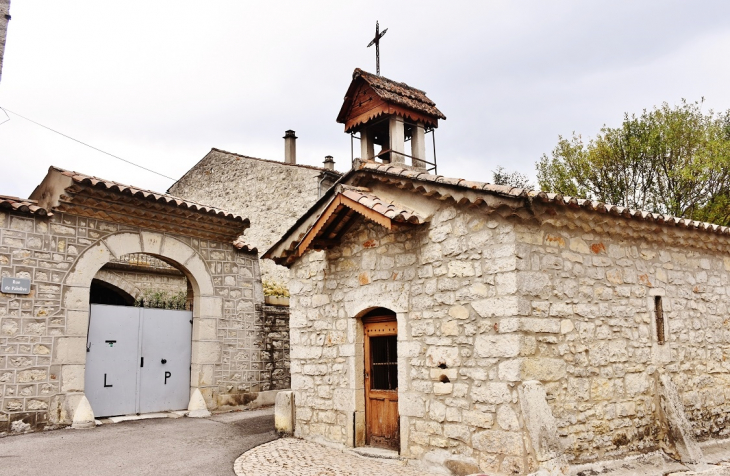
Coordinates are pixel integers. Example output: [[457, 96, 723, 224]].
[[59, 232, 221, 424], [90, 278, 136, 306], [93, 269, 143, 302]]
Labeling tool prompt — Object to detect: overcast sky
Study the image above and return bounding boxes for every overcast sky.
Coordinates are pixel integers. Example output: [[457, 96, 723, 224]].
[[1, 1, 730, 199]]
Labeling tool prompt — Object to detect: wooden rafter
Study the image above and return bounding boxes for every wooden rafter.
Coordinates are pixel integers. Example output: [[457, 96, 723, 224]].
[[297, 194, 394, 257]]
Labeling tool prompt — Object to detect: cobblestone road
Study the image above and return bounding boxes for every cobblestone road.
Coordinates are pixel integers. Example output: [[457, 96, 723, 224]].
[[234, 438, 442, 476]]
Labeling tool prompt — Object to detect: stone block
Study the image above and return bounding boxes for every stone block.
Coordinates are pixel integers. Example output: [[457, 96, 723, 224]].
[[140, 231, 164, 255], [496, 404, 520, 431], [625, 372, 650, 396], [425, 346, 461, 368], [54, 337, 86, 364], [474, 334, 523, 358], [399, 393, 426, 417], [471, 382, 511, 404], [196, 296, 222, 318], [159, 236, 195, 266], [448, 305, 469, 320], [183, 254, 215, 295], [518, 381, 563, 463], [433, 382, 453, 395], [191, 341, 221, 365], [472, 429, 523, 456], [61, 365, 85, 392], [498, 357, 565, 382], [463, 409, 493, 429], [498, 318, 561, 334], [192, 318, 217, 341], [66, 310, 89, 336], [64, 286, 91, 311], [472, 296, 521, 318], [275, 391, 295, 435]]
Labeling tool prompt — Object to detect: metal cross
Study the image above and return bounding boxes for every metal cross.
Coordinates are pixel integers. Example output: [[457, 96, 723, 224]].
[[367, 21, 388, 76]]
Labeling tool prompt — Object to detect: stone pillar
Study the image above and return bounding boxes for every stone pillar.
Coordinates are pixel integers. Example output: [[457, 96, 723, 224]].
[[360, 126, 375, 161], [411, 122, 427, 170], [284, 130, 297, 164], [389, 116, 405, 164]]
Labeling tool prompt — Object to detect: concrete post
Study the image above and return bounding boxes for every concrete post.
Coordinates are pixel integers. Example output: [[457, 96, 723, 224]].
[[389, 116, 405, 164], [284, 130, 297, 164], [411, 122, 427, 170], [360, 126, 375, 161]]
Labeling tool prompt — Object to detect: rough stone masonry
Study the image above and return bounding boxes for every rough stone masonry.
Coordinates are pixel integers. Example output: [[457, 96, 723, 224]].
[[0, 167, 289, 435], [268, 162, 730, 475]]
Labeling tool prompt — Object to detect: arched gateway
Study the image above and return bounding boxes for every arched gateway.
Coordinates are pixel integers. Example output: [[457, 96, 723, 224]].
[[0, 167, 276, 431]]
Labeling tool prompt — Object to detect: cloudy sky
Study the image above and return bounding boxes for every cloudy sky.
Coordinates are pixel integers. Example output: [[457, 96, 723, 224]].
[[1, 1, 730, 199]]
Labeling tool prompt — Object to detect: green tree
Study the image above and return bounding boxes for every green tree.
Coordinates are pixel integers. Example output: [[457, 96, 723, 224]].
[[492, 166, 534, 190], [537, 100, 730, 224]]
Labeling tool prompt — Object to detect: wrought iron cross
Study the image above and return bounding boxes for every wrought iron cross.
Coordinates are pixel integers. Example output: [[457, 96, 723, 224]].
[[367, 21, 388, 76]]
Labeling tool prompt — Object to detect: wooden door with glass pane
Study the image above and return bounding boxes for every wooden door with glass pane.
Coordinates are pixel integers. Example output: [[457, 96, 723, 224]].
[[364, 317, 399, 451]]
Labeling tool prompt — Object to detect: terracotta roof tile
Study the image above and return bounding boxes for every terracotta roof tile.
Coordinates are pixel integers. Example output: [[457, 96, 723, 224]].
[[232, 237, 258, 253], [340, 186, 427, 224], [357, 161, 730, 236], [51, 167, 247, 223], [0, 195, 52, 216]]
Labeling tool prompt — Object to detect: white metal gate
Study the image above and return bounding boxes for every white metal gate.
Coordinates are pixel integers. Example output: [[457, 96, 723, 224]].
[[85, 304, 193, 417]]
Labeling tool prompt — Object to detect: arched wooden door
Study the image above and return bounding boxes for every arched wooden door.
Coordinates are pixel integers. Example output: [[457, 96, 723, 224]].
[[363, 313, 399, 451]]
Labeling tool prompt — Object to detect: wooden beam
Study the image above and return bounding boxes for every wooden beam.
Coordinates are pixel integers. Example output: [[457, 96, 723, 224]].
[[296, 192, 395, 257]]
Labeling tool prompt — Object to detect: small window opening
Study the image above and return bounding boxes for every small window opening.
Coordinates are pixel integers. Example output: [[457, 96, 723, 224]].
[[439, 375, 450, 383], [655, 296, 665, 345], [438, 363, 447, 369]]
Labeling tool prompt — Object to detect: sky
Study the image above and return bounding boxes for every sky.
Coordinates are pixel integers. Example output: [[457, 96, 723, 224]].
[[1, 1, 730, 199]]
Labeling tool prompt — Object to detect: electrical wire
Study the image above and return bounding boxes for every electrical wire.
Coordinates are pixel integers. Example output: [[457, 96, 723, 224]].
[[0, 107, 177, 181], [0, 106, 317, 220]]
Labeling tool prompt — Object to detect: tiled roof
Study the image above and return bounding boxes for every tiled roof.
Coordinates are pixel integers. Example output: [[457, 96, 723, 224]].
[[352, 68, 446, 120], [0, 195, 52, 216], [52, 167, 248, 223], [232, 237, 258, 253], [265, 160, 730, 266], [208, 148, 344, 174], [360, 161, 730, 236], [340, 185, 426, 224]]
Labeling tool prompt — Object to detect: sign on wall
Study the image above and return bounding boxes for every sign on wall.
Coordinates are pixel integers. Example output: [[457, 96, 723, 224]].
[[1, 277, 31, 295]]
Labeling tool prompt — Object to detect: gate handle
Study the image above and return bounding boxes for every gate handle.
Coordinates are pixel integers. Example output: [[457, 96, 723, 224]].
[[161, 359, 167, 364]]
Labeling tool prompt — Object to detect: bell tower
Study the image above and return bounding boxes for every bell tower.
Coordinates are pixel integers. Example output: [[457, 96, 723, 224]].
[[336, 68, 446, 173]]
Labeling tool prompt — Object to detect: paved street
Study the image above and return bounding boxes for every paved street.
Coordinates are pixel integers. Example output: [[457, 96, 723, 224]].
[[234, 437, 441, 476], [0, 408, 277, 476]]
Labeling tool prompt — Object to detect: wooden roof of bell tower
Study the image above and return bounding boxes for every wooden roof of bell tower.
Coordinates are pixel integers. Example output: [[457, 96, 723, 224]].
[[336, 68, 446, 133]]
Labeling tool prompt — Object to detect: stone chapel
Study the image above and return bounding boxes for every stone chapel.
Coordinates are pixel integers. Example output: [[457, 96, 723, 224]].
[[263, 68, 730, 475]]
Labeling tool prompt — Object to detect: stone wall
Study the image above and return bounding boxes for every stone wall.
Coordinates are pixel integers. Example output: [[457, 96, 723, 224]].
[[95, 265, 187, 301], [261, 303, 291, 391], [287, 199, 730, 474], [514, 218, 730, 463], [169, 149, 338, 286], [0, 208, 269, 435]]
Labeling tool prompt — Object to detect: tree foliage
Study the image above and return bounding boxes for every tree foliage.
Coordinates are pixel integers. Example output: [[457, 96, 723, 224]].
[[492, 166, 534, 190], [134, 289, 188, 310], [537, 100, 730, 225]]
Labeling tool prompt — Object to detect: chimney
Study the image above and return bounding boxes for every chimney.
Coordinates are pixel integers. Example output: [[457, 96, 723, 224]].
[[323, 155, 335, 170], [284, 130, 297, 164]]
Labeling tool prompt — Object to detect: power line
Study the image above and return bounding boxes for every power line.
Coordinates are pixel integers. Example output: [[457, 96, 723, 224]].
[[0, 107, 177, 181], [0, 106, 313, 220]]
